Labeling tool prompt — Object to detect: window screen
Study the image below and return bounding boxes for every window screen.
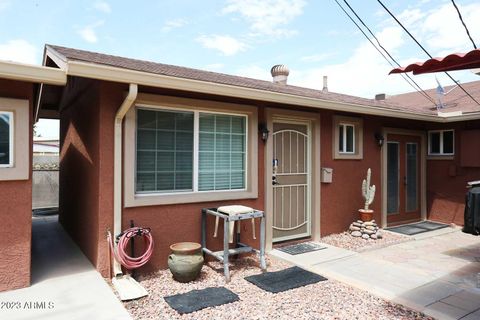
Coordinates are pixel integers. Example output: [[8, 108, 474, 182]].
[[0, 112, 12, 166], [339, 124, 344, 152], [198, 113, 246, 191], [339, 123, 355, 153], [429, 132, 440, 154], [346, 125, 354, 152], [136, 109, 194, 193], [443, 130, 454, 154]]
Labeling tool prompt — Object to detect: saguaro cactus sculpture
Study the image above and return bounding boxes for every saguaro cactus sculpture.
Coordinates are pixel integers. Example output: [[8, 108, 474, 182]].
[[362, 168, 376, 211]]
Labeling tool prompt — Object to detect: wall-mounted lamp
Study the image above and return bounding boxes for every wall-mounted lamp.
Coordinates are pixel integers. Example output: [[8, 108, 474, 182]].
[[375, 133, 384, 147], [258, 123, 269, 142]]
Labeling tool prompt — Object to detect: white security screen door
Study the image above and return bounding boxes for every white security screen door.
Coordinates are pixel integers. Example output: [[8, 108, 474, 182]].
[[272, 121, 311, 242]]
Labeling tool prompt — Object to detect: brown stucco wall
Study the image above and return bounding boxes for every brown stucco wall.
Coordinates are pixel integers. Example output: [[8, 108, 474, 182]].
[[60, 77, 479, 277], [320, 111, 384, 235], [59, 78, 102, 272], [93, 81, 264, 275], [425, 120, 480, 225], [0, 79, 33, 291]]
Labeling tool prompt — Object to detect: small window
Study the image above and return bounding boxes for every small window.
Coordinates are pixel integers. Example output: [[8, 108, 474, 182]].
[[0, 111, 13, 167], [428, 130, 454, 156], [339, 123, 355, 154], [333, 116, 363, 159]]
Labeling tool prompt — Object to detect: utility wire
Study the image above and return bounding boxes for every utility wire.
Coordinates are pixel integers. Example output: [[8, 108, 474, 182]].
[[451, 0, 477, 49], [341, 0, 436, 105], [332, 0, 436, 105], [376, 0, 480, 106]]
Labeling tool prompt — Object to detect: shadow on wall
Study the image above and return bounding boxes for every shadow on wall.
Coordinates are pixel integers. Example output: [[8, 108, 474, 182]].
[[60, 123, 93, 165], [58, 121, 99, 270]]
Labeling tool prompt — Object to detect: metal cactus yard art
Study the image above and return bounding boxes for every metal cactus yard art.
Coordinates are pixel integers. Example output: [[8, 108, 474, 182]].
[[361, 168, 376, 211]]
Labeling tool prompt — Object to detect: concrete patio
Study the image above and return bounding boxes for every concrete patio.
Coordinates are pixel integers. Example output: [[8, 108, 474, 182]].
[[271, 227, 480, 320], [0, 216, 131, 320]]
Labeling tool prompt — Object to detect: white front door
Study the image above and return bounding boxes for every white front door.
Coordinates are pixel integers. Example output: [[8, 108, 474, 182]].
[[272, 121, 311, 242]]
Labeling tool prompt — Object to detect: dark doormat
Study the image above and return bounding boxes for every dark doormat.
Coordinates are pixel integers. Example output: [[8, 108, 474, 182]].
[[245, 266, 327, 293], [164, 287, 239, 314], [387, 221, 449, 236], [277, 242, 326, 255]]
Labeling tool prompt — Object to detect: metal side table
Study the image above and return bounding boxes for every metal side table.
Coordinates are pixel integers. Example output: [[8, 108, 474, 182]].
[[201, 208, 267, 282]]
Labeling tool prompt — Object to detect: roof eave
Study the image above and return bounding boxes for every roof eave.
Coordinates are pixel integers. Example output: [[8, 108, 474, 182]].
[[65, 60, 452, 122], [40, 47, 480, 123], [0, 60, 66, 86]]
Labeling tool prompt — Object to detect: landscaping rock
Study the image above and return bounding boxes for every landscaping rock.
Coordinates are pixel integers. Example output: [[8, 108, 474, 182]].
[[351, 231, 362, 237], [123, 255, 432, 320], [348, 218, 384, 241]]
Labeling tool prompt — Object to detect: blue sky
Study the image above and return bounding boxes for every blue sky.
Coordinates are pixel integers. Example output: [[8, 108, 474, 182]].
[[1, 0, 479, 138]]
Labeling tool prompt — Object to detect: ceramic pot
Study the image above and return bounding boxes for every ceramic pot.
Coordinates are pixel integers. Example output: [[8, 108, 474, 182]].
[[168, 242, 204, 283], [358, 209, 374, 222]]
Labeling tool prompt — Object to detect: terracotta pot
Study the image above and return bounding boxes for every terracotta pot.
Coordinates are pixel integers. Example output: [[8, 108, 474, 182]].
[[358, 209, 374, 222], [168, 242, 204, 283]]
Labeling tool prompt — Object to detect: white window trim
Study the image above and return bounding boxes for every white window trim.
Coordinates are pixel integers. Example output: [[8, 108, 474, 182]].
[[0, 97, 29, 181], [333, 115, 363, 160], [135, 106, 248, 194], [339, 122, 355, 154], [124, 93, 258, 207], [0, 111, 14, 168], [428, 129, 454, 156]]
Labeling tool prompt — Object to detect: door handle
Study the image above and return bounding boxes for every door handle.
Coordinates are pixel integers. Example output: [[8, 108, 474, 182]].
[[272, 176, 279, 185], [272, 158, 279, 185], [404, 176, 407, 186]]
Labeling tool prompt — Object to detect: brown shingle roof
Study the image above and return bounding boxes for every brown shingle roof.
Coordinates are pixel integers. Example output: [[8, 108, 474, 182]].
[[387, 80, 480, 114], [46, 44, 480, 116]]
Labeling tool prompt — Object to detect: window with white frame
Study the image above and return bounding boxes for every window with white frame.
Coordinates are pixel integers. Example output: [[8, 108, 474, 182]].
[[338, 123, 355, 154], [0, 111, 13, 167], [135, 108, 246, 194], [428, 129, 454, 156], [333, 115, 363, 160]]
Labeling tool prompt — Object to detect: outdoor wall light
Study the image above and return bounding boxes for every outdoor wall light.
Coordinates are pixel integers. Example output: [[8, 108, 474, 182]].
[[258, 123, 269, 142], [375, 133, 384, 147]]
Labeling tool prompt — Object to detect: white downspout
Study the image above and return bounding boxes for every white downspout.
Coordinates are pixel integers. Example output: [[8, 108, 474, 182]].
[[113, 83, 138, 276]]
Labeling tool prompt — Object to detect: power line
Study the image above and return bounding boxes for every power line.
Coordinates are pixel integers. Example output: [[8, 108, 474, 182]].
[[341, 0, 436, 105], [376, 0, 480, 106], [451, 0, 477, 49], [332, 0, 436, 105]]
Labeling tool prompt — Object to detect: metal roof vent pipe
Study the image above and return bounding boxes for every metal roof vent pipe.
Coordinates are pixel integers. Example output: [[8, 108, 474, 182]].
[[375, 93, 387, 101], [323, 75, 328, 92], [271, 64, 289, 85]]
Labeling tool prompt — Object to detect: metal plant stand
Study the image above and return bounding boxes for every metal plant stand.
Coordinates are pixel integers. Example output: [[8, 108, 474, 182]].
[[201, 208, 267, 282]]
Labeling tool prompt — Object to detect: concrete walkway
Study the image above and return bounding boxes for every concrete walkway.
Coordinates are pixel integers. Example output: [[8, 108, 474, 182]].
[[271, 229, 480, 320], [0, 216, 131, 320]]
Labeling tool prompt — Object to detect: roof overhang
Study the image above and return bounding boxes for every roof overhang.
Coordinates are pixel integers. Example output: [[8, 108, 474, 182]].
[[40, 46, 480, 124], [0, 60, 66, 85], [389, 49, 480, 75]]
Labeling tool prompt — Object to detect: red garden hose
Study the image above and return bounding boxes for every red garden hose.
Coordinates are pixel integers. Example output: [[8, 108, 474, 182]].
[[108, 227, 154, 270]]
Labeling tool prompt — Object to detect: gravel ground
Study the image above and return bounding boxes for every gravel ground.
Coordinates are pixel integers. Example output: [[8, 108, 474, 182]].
[[122, 256, 432, 320], [320, 230, 411, 252]]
